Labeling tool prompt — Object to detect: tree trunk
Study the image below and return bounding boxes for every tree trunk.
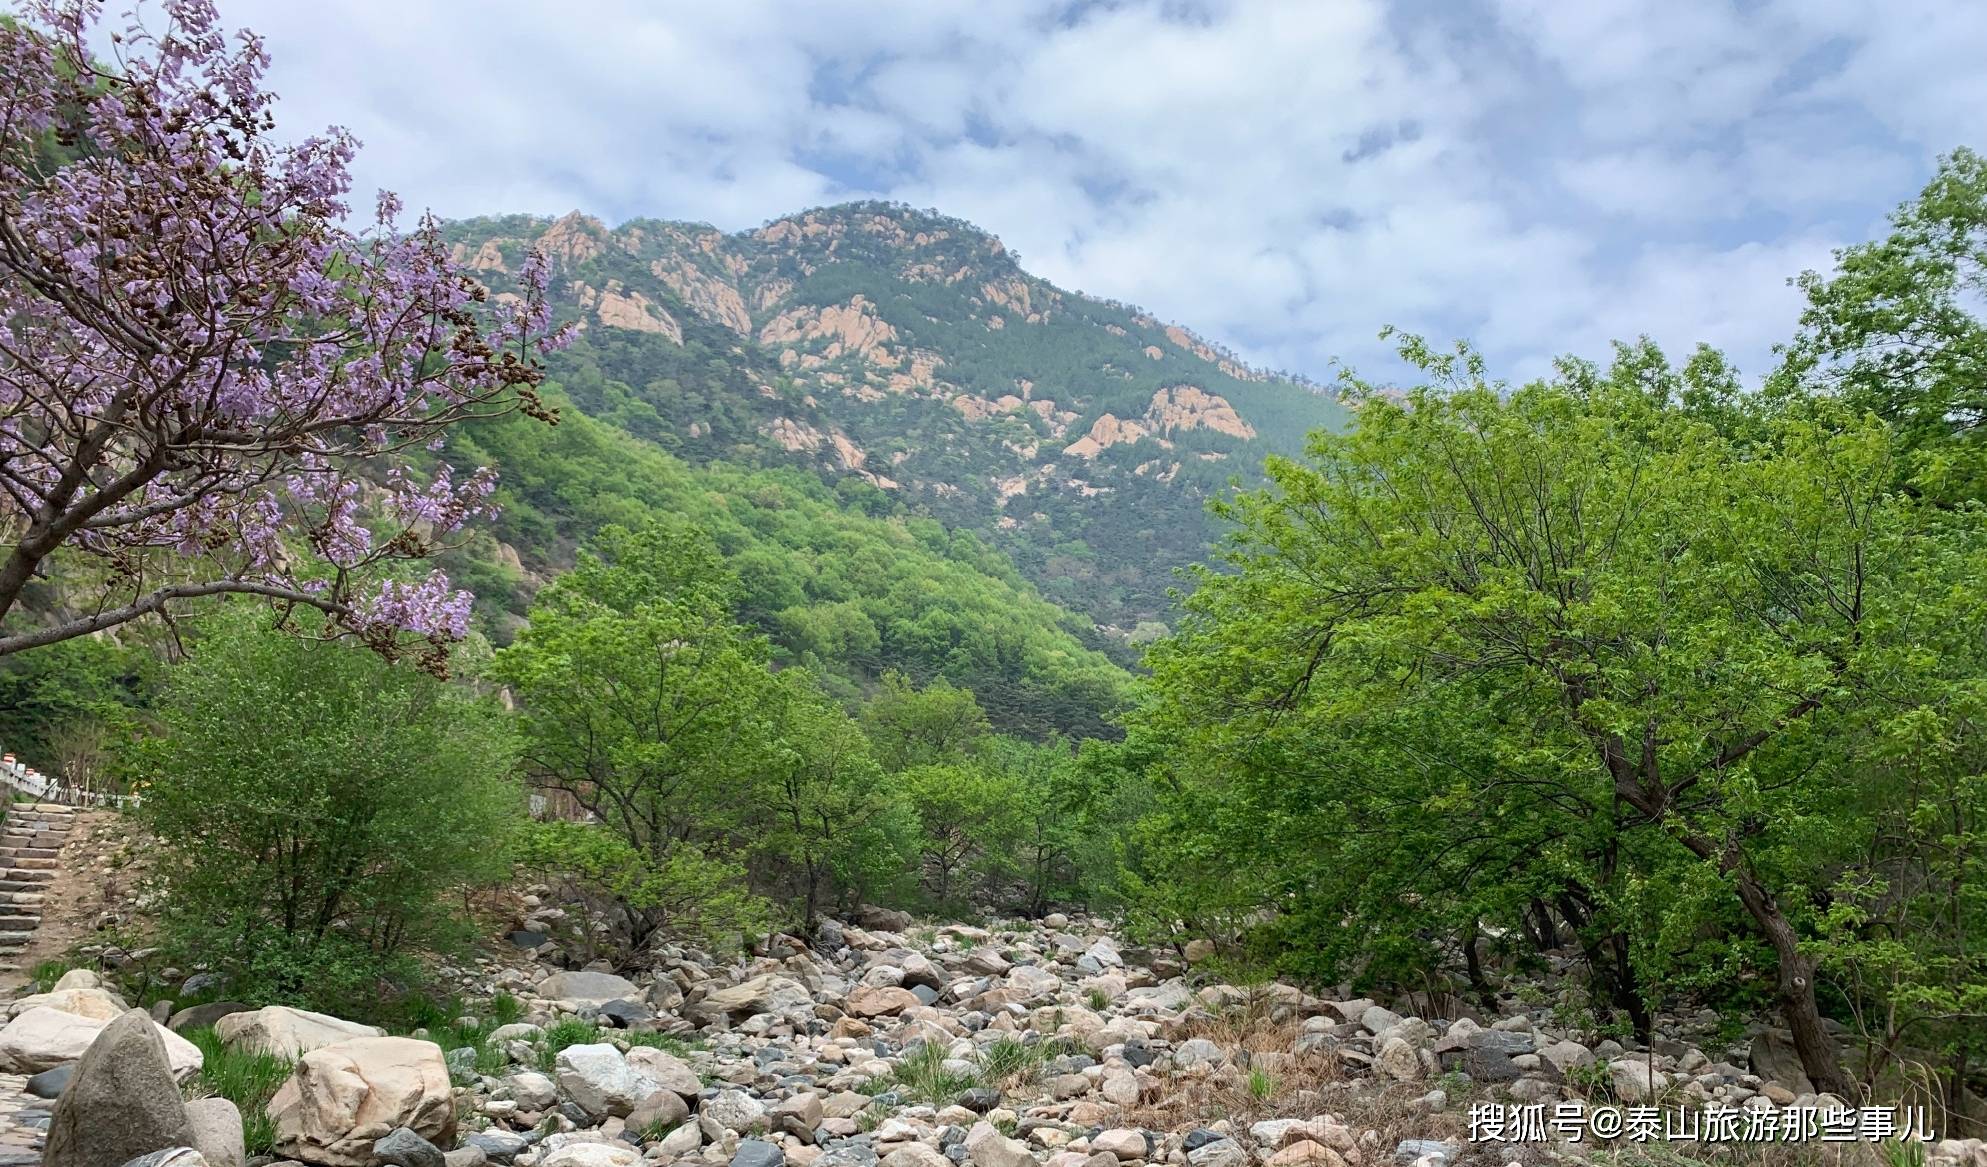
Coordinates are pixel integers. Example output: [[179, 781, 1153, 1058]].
[[1733, 871, 1856, 1098]]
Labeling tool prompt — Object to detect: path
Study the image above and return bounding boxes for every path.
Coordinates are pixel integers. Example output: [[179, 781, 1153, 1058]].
[[0, 804, 75, 983]]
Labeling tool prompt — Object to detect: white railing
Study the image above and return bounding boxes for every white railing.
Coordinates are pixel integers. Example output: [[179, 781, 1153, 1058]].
[[0, 752, 139, 809]]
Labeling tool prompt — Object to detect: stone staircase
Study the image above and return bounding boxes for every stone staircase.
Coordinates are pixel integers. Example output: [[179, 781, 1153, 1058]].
[[0, 803, 74, 976]]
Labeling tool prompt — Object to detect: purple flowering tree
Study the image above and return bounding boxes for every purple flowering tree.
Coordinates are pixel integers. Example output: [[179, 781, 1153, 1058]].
[[0, 0, 569, 666]]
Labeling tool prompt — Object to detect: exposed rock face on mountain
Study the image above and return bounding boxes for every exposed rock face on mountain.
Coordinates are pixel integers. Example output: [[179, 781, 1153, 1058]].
[[444, 202, 1346, 631]]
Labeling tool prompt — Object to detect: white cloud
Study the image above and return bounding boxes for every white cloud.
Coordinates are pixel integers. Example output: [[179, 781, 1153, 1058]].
[[56, 0, 1978, 386]]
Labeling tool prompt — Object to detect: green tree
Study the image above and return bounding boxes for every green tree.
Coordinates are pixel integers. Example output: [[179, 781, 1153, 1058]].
[[752, 670, 917, 931], [862, 670, 992, 770], [1780, 147, 1987, 504], [1143, 336, 1987, 1097], [131, 612, 520, 1011]]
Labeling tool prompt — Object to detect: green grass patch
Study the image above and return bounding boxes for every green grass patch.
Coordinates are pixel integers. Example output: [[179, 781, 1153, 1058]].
[[182, 1027, 293, 1156], [887, 1041, 981, 1107]]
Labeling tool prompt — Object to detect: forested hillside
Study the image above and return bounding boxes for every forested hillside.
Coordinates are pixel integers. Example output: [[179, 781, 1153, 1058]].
[[441, 204, 1347, 632]]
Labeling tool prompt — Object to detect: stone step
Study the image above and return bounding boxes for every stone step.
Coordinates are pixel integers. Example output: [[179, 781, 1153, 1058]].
[[0, 934, 31, 950], [4, 857, 56, 871], [0, 849, 60, 862], [0, 915, 38, 931], [0, 870, 53, 884]]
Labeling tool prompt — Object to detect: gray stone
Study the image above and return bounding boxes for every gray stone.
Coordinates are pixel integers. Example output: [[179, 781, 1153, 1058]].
[[508, 931, 549, 949], [462, 1132, 531, 1165], [1393, 1141, 1457, 1167], [731, 1140, 786, 1167], [555, 1043, 663, 1119], [46, 1009, 196, 1167], [185, 1097, 246, 1167], [537, 971, 641, 1007], [116, 1152, 209, 1167], [1185, 1138, 1248, 1167], [444, 1046, 479, 1082], [597, 999, 653, 1029], [627, 1089, 689, 1135], [168, 1001, 251, 1033], [25, 1062, 73, 1098], [702, 1089, 769, 1133], [1747, 1032, 1816, 1095], [374, 1128, 446, 1167]]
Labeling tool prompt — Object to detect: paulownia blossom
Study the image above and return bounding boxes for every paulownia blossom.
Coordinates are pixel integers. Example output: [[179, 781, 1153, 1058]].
[[0, 0, 570, 668]]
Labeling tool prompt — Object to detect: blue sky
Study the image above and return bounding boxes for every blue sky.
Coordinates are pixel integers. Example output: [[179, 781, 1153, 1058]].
[[190, 0, 1984, 384]]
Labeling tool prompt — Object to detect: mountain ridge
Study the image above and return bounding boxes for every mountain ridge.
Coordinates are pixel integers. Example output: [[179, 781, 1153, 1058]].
[[443, 200, 1349, 630]]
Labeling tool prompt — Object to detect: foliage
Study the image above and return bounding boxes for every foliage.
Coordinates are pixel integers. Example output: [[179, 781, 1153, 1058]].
[[129, 610, 522, 1011], [0, 2, 566, 664], [183, 1027, 291, 1156], [1135, 333, 1987, 1098], [1780, 148, 1987, 505], [514, 820, 771, 960]]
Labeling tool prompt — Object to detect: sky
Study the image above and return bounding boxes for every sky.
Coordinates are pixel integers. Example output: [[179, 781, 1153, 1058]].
[[93, 0, 1987, 384]]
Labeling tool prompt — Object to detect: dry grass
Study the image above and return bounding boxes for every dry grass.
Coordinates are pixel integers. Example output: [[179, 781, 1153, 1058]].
[[1120, 991, 1463, 1155]]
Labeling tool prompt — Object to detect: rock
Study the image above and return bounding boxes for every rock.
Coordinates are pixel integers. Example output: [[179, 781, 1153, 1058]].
[[536, 971, 641, 1008], [1004, 966, 1060, 999], [691, 975, 814, 1025], [1538, 1040, 1594, 1079], [847, 986, 922, 1018], [966, 1122, 1036, 1167], [957, 1087, 1002, 1114], [462, 1132, 530, 1165], [1182, 939, 1215, 964], [117, 1151, 209, 1167], [216, 1006, 384, 1057], [882, 1146, 951, 1167], [507, 930, 548, 949], [1608, 1059, 1671, 1103], [596, 999, 652, 1029], [1393, 1142, 1457, 1167], [1747, 1032, 1816, 1095], [25, 1062, 73, 1098], [0, 1005, 203, 1078], [555, 1043, 663, 1120], [627, 1088, 689, 1134], [1185, 1139, 1247, 1167], [1173, 1039, 1222, 1067], [7, 985, 130, 1021], [625, 1046, 701, 1097], [185, 1097, 247, 1167], [374, 1127, 446, 1167], [657, 1122, 703, 1157], [1100, 1070, 1139, 1106], [733, 1139, 786, 1167], [854, 905, 914, 932], [1266, 1146, 1343, 1167], [1092, 1130, 1145, 1160], [505, 1069, 558, 1110], [269, 1036, 455, 1166], [169, 1002, 252, 1033], [1375, 1036, 1422, 1081], [45, 1009, 196, 1167], [444, 1150, 486, 1167], [769, 1093, 824, 1139], [538, 1146, 640, 1167], [702, 1089, 769, 1134]]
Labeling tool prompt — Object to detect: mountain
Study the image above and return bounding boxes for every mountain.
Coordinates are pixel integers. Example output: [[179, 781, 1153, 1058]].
[[442, 202, 1347, 633]]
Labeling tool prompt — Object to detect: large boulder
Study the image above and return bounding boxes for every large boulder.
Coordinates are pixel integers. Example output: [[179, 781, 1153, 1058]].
[[688, 975, 813, 1025], [0, 1005, 203, 1078], [535, 971, 641, 1009], [554, 1043, 662, 1120], [1748, 1031, 1816, 1095], [845, 985, 920, 1019], [624, 1046, 701, 1098], [269, 1036, 455, 1166], [216, 1006, 384, 1057], [185, 1097, 247, 1167], [6, 985, 131, 1022], [44, 1009, 196, 1167]]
